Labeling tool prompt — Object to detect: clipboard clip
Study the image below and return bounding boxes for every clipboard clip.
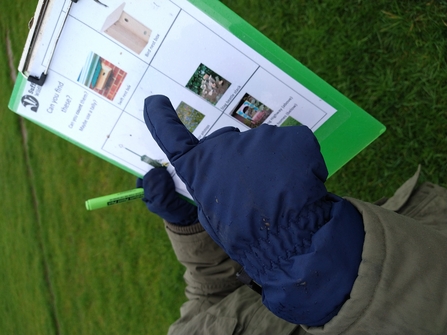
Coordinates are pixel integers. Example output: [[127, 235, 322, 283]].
[[28, 72, 48, 86], [26, 0, 79, 86]]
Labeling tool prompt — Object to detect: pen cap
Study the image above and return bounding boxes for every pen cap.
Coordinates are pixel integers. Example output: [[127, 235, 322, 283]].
[[85, 189, 144, 210]]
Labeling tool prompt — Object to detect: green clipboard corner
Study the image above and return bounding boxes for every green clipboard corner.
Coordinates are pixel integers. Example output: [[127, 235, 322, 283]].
[[8, 72, 27, 112], [190, 0, 386, 177], [8, 75, 145, 180]]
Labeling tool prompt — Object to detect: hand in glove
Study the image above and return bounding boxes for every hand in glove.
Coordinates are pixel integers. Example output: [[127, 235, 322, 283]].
[[136, 167, 197, 226], [143, 95, 364, 326]]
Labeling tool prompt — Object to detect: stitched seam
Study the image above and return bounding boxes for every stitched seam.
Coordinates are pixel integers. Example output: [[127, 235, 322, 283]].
[[399, 191, 435, 218], [244, 298, 270, 333], [146, 106, 198, 162], [340, 209, 387, 334]]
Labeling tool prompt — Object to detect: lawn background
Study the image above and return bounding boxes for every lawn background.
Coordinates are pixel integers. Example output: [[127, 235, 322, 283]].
[[1, 0, 446, 334]]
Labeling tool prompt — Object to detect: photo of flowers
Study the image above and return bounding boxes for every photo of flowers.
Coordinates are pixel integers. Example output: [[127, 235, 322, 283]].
[[185, 63, 231, 105], [175, 102, 205, 132], [230, 93, 273, 128]]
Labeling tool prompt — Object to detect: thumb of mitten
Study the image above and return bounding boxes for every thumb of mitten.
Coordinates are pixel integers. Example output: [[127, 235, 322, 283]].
[[137, 167, 197, 226]]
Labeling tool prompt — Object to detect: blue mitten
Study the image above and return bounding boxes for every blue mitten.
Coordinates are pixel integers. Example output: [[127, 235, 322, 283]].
[[144, 95, 365, 326], [136, 167, 197, 226]]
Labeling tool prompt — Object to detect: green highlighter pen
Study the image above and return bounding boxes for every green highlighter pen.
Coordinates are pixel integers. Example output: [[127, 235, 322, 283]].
[[85, 188, 145, 210]]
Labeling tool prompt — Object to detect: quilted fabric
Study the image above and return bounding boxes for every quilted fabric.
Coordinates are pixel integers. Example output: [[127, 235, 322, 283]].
[[136, 168, 198, 226], [144, 95, 364, 326]]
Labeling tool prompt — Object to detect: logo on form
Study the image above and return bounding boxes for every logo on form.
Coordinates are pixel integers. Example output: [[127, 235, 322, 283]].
[[21, 95, 39, 112]]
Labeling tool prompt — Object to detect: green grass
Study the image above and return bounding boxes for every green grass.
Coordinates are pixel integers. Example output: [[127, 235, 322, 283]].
[[1, 2, 185, 334], [223, 0, 447, 200], [1, 0, 446, 334]]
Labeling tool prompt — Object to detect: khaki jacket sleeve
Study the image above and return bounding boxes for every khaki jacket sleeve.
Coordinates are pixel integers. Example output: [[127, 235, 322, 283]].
[[163, 221, 243, 321], [304, 182, 447, 335], [164, 221, 304, 335], [164, 168, 447, 335]]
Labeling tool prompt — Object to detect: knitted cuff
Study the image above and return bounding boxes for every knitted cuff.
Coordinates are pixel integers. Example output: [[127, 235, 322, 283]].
[[164, 220, 205, 235]]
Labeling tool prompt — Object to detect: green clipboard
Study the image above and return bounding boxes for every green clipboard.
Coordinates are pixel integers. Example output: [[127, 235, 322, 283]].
[[9, 0, 384, 199], [189, 0, 385, 176]]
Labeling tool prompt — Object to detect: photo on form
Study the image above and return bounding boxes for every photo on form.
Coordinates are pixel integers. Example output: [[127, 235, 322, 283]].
[[185, 63, 231, 105], [175, 102, 205, 133], [77, 51, 127, 101], [101, 3, 152, 54], [280, 116, 302, 127], [230, 93, 273, 129]]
